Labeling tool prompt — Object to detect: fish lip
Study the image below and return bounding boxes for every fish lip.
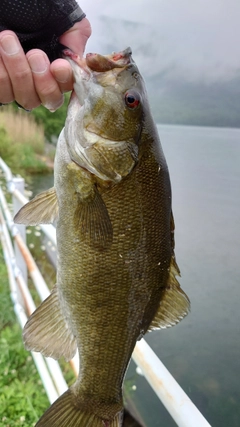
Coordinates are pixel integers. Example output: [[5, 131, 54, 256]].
[[110, 46, 133, 63], [63, 49, 91, 80], [63, 50, 93, 106], [85, 47, 133, 71]]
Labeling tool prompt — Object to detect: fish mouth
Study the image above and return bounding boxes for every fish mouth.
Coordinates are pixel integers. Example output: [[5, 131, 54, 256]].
[[63, 47, 133, 73], [63, 47, 135, 113], [63, 47, 134, 101]]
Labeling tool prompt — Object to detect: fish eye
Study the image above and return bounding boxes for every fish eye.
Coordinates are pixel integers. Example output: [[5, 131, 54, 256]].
[[124, 90, 141, 109]]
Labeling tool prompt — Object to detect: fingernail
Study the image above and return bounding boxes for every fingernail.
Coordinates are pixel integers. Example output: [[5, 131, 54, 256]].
[[0, 35, 19, 55], [28, 53, 48, 74], [44, 95, 64, 112], [15, 101, 31, 112], [54, 67, 71, 83]]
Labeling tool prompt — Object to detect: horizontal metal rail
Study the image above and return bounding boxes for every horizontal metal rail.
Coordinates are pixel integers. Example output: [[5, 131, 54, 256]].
[[0, 157, 211, 426]]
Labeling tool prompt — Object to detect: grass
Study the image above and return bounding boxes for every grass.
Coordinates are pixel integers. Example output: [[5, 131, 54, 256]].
[[0, 107, 45, 155], [0, 254, 49, 426], [0, 107, 51, 177]]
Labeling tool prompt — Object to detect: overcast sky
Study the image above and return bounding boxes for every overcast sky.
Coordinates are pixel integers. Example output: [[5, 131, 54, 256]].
[[79, 0, 240, 82]]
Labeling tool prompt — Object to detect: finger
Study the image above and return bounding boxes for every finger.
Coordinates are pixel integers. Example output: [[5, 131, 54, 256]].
[[59, 18, 92, 57], [0, 31, 41, 109], [50, 19, 92, 93], [50, 58, 74, 93], [27, 50, 64, 111], [0, 54, 14, 103]]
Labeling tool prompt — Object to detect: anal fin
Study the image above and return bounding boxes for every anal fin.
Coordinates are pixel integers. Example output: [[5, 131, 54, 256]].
[[148, 256, 190, 331], [14, 187, 58, 225], [23, 286, 77, 361]]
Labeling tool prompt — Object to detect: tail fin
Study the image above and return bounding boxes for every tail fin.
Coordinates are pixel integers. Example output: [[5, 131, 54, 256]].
[[36, 389, 123, 427]]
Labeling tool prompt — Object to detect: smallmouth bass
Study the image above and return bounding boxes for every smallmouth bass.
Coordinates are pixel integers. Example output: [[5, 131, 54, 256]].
[[15, 47, 190, 427]]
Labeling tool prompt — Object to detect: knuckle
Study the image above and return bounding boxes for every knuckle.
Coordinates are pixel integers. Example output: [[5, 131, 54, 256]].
[[0, 72, 10, 86], [0, 62, 10, 83], [14, 67, 32, 82], [38, 82, 59, 98], [0, 77, 14, 103]]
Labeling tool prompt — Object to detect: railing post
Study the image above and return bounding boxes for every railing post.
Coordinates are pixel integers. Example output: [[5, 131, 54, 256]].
[[12, 177, 27, 284]]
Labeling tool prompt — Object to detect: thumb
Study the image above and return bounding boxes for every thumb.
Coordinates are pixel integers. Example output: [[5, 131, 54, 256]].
[[59, 18, 92, 57]]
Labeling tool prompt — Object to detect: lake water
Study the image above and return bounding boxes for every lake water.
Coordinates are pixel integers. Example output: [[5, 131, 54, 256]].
[[126, 124, 240, 427], [30, 124, 240, 427]]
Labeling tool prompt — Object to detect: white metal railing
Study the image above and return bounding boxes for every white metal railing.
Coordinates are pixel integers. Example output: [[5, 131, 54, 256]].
[[0, 157, 211, 427], [0, 207, 65, 403]]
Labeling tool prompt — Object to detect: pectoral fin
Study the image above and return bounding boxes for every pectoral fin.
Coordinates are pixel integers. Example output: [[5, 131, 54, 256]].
[[74, 188, 113, 250], [23, 285, 77, 361], [14, 187, 58, 225], [66, 162, 113, 250], [148, 256, 190, 331]]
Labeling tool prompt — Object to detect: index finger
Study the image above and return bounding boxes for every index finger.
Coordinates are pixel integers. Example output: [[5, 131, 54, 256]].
[[0, 31, 40, 109]]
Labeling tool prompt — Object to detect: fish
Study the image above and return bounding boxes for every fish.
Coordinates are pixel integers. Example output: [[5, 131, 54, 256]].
[[14, 47, 190, 427]]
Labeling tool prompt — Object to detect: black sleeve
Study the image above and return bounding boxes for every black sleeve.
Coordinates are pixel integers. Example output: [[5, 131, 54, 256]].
[[0, 0, 86, 61]]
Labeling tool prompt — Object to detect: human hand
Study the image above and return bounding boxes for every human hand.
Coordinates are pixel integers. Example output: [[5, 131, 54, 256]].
[[0, 18, 91, 111]]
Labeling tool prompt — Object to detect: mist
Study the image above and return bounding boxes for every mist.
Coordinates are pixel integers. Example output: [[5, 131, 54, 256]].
[[80, 0, 240, 82], [78, 0, 240, 127]]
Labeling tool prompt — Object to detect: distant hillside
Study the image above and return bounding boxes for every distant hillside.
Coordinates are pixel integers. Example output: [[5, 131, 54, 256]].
[[146, 75, 240, 128]]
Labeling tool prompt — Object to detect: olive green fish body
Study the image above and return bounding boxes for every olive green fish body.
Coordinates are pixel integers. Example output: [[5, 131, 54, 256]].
[[14, 48, 189, 427], [55, 125, 171, 412]]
